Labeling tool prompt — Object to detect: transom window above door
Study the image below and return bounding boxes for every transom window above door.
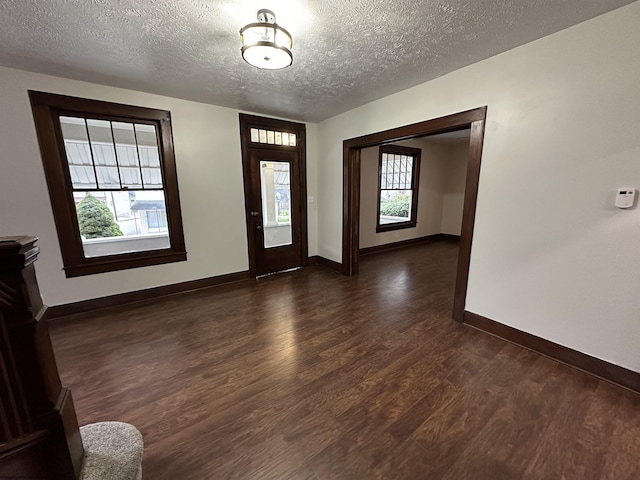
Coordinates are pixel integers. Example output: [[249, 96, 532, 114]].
[[250, 128, 297, 146]]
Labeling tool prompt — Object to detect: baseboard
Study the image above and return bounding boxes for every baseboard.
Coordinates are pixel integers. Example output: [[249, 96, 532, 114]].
[[463, 311, 640, 394], [436, 233, 462, 242], [46, 270, 251, 320], [359, 233, 461, 256], [308, 255, 343, 273]]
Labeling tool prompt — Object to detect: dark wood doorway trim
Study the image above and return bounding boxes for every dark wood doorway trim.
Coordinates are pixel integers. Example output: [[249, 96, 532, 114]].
[[342, 107, 487, 322], [239, 113, 308, 277]]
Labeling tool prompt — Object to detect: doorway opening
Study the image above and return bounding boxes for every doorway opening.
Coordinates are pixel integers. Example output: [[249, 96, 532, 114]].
[[239, 114, 308, 277], [342, 107, 487, 321]]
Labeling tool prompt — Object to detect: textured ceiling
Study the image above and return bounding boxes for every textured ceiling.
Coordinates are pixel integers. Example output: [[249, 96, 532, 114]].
[[0, 0, 634, 122]]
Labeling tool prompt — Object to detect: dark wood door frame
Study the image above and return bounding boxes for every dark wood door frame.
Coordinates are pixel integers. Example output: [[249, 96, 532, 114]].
[[239, 113, 308, 278], [342, 106, 487, 322]]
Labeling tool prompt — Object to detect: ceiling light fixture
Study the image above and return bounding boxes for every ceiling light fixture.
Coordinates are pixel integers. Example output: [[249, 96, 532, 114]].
[[240, 9, 293, 70]]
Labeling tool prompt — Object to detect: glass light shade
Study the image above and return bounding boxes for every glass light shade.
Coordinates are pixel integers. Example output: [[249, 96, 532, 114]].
[[240, 22, 293, 70]]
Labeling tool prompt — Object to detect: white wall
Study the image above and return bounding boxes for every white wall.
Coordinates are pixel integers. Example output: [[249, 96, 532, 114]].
[[359, 138, 467, 248], [305, 122, 319, 256], [316, 3, 640, 372], [0, 66, 318, 306], [441, 141, 469, 235]]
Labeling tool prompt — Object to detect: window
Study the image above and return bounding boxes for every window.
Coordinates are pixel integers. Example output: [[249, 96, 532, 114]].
[[377, 145, 421, 232], [29, 91, 186, 277], [250, 127, 296, 146]]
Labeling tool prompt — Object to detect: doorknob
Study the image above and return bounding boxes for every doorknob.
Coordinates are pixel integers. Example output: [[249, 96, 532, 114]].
[[256, 225, 262, 231], [250, 211, 260, 217]]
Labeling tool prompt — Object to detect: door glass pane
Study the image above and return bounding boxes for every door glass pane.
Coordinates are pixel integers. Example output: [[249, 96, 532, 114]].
[[260, 161, 292, 248]]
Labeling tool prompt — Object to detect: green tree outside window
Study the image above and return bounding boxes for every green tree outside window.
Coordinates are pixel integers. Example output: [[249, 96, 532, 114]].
[[76, 193, 123, 239]]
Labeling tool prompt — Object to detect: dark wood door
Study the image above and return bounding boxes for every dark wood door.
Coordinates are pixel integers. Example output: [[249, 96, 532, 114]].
[[244, 147, 303, 276]]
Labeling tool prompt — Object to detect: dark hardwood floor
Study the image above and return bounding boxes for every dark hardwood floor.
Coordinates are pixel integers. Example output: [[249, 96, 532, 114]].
[[49, 241, 640, 479]]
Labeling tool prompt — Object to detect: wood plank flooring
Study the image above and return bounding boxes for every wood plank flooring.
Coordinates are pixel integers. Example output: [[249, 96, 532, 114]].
[[49, 241, 640, 479]]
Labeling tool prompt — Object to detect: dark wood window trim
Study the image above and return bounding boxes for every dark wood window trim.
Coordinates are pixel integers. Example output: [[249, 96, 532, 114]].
[[376, 145, 421, 233], [29, 91, 187, 277]]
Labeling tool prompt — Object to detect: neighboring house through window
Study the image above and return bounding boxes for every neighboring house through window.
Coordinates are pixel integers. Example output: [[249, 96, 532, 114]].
[[131, 200, 169, 233], [29, 91, 186, 277], [377, 145, 421, 232]]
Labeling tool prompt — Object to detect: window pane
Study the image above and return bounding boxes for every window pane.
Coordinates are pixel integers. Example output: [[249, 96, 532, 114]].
[[118, 167, 141, 186], [95, 166, 121, 189], [379, 190, 412, 225], [135, 124, 163, 188], [142, 167, 163, 187], [112, 122, 142, 188], [135, 124, 159, 164], [275, 131, 282, 145], [137, 146, 159, 167], [114, 143, 139, 167], [86, 119, 119, 189], [60, 116, 97, 189], [380, 161, 387, 189], [380, 153, 415, 191], [393, 160, 397, 187], [400, 158, 408, 187], [134, 121, 155, 140], [267, 130, 275, 144], [75, 190, 169, 258], [404, 157, 411, 188], [289, 133, 296, 146], [260, 161, 292, 248], [250, 128, 259, 142], [65, 143, 97, 188]]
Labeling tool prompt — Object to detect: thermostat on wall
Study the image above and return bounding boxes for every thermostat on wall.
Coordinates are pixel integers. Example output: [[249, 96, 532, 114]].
[[615, 188, 636, 209]]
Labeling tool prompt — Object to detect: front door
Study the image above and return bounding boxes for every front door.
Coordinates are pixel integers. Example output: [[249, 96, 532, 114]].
[[239, 114, 307, 277]]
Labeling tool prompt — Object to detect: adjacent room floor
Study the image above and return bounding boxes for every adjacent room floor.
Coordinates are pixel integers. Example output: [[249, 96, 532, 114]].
[[49, 240, 640, 479]]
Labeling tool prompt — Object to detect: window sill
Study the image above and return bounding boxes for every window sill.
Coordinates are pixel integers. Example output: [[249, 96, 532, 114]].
[[376, 221, 417, 233], [63, 250, 187, 278]]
